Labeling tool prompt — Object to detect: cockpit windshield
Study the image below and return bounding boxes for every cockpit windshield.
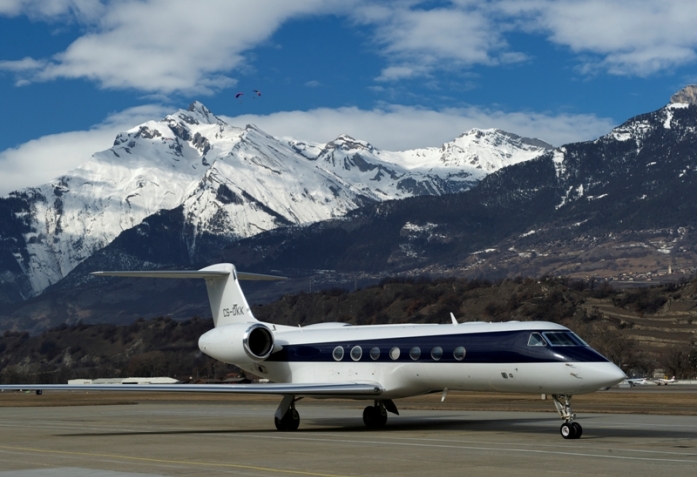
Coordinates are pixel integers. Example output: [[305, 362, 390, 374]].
[[527, 332, 547, 346], [541, 331, 588, 347]]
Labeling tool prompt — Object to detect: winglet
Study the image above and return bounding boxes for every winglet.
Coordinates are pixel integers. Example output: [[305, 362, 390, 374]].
[[450, 312, 458, 325]]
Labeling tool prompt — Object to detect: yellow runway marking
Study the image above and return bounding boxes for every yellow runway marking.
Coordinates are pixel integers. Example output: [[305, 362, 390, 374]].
[[0, 445, 351, 477]]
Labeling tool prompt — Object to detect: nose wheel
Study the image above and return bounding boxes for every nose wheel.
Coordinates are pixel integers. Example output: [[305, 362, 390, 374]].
[[560, 421, 583, 439], [553, 394, 582, 439]]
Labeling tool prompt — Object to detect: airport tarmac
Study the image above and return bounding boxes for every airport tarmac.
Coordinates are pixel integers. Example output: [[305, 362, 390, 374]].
[[1, 395, 696, 477]]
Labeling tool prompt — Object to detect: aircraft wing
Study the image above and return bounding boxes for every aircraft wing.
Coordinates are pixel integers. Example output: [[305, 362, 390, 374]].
[[0, 382, 382, 397]]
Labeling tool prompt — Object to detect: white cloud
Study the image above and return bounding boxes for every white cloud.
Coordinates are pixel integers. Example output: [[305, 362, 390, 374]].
[[0, 0, 104, 22], [3, 0, 697, 94], [0, 104, 170, 196], [356, 0, 697, 80], [0, 56, 46, 73], [223, 104, 614, 151], [0, 0, 343, 94], [498, 0, 697, 76], [353, 2, 522, 81]]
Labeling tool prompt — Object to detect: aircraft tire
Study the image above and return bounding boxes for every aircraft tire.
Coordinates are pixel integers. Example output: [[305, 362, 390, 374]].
[[571, 422, 582, 438], [363, 405, 387, 428], [275, 409, 300, 431], [560, 422, 576, 439]]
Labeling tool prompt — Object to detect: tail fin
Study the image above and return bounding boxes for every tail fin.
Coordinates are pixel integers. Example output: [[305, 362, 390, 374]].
[[91, 263, 285, 327]]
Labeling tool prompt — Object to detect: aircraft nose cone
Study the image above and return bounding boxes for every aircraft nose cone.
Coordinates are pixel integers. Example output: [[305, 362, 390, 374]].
[[597, 362, 627, 388]]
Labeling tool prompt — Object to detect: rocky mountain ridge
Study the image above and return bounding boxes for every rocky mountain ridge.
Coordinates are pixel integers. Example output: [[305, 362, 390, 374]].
[[207, 91, 697, 281], [0, 102, 552, 304]]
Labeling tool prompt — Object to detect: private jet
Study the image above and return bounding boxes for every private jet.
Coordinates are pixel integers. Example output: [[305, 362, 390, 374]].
[[655, 376, 677, 385], [0, 264, 626, 439]]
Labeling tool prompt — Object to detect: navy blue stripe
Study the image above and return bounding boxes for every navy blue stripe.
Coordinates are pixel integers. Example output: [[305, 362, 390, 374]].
[[267, 330, 609, 364]]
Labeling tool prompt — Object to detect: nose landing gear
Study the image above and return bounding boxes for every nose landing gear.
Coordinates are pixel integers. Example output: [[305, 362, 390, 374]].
[[559, 421, 583, 439], [552, 394, 582, 439]]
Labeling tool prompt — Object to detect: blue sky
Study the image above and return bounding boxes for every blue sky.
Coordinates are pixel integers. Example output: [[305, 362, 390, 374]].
[[1, 0, 697, 195]]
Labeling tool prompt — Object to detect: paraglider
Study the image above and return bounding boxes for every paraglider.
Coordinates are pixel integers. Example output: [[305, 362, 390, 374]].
[[233, 90, 260, 104]]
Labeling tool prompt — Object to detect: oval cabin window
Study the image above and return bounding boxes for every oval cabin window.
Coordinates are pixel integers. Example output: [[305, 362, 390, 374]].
[[350, 346, 362, 361], [389, 347, 401, 360]]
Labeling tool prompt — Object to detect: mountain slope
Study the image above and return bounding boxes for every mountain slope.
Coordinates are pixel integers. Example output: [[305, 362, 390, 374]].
[[212, 92, 697, 275], [0, 103, 551, 303], [5, 87, 697, 332]]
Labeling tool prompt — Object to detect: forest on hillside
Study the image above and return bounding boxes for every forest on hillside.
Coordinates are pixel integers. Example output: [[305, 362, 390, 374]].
[[2, 274, 697, 384]]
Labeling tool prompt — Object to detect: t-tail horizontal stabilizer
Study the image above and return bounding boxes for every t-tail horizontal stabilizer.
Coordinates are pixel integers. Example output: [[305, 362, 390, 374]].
[[91, 263, 285, 327]]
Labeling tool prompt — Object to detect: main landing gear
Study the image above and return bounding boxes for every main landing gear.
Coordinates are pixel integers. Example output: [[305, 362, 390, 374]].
[[363, 403, 387, 428], [363, 400, 399, 428], [552, 394, 582, 439], [273, 396, 400, 431], [274, 395, 300, 431]]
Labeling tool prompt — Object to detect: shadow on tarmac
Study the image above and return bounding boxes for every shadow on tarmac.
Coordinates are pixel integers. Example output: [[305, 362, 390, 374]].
[[57, 413, 697, 440]]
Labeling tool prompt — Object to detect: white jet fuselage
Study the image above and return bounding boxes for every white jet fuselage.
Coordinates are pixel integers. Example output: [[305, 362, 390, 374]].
[[199, 320, 625, 399]]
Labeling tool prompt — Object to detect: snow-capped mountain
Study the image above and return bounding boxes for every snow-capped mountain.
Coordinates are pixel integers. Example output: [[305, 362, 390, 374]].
[[0, 102, 551, 302], [538, 99, 697, 213], [206, 86, 697, 278], [6, 87, 697, 333], [384, 128, 552, 174]]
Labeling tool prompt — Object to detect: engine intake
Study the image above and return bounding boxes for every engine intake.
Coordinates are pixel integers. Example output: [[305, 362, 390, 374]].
[[243, 323, 274, 360], [199, 322, 275, 364]]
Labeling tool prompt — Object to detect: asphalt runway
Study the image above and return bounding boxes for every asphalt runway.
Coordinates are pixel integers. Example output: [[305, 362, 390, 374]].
[[1, 399, 696, 477]]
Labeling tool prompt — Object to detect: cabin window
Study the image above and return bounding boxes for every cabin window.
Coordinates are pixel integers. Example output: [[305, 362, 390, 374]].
[[350, 346, 362, 361], [409, 347, 421, 360], [527, 332, 547, 346], [332, 346, 344, 361], [389, 347, 401, 360], [370, 347, 380, 360], [453, 346, 466, 361], [542, 331, 587, 347], [431, 346, 443, 361]]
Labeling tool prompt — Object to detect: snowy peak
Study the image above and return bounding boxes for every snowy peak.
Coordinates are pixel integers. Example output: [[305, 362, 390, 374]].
[[326, 134, 376, 153], [380, 128, 551, 183], [670, 85, 697, 105], [441, 128, 553, 172], [186, 101, 225, 125], [316, 134, 381, 170]]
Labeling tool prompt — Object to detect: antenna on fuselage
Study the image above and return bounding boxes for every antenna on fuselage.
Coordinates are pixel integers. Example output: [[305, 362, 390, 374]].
[[450, 313, 458, 325]]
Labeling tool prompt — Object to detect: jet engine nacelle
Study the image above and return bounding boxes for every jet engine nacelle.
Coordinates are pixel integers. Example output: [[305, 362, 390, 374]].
[[198, 322, 275, 364]]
